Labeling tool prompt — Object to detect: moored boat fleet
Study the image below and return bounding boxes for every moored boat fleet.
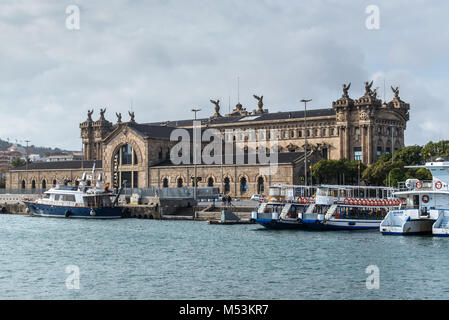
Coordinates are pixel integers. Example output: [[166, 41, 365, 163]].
[[251, 158, 449, 237], [22, 157, 449, 237]]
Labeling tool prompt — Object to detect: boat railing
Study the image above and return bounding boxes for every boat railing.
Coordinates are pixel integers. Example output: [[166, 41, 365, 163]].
[[397, 180, 435, 192]]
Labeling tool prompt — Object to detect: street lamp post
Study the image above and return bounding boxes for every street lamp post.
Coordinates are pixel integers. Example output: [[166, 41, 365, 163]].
[[301, 99, 312, 187], [25, 140, 30, 191], [191, 108, 201, 201], [389, 125, 394, 187]]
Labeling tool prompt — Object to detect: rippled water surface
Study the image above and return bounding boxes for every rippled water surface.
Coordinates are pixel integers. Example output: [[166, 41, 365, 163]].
[[1, 215, 448, 299]]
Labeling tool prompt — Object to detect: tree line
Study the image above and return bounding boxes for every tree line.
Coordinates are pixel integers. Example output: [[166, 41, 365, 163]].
[[311, 140, 449, 187]]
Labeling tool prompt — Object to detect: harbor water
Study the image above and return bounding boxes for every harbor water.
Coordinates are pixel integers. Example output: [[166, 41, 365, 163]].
[[1, 214, 449, 299]]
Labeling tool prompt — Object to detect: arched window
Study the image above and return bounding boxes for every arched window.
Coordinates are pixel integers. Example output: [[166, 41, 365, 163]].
[[163, 178, 169, 188], [42, 180, 46, 189], [113, 144, 139, 188], [207, 177, 214, 187], [177, 178, 183, 188], [298, 130, 302, 138], [240, 177, 247, 194], [257, 177, 264, 194], [122, 144, 133, 165], [21, 180, 26, 189], [224, 177, 230, 194], [31, 180, 36, 189]]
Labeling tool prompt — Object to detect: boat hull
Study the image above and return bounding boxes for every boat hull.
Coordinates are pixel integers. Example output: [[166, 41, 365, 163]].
[[24, 202, 122, 219], [380, 219, 434, 236], [254, 218, 306, 229], [255, 218, 381, 230], [303, 218, 381, 230]]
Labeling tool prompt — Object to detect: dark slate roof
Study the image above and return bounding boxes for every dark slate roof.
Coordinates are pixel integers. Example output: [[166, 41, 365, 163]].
[[152, 152, 305, 167], [11, 160, 102, 171], [128, 123, 182, 139], [144, 108, 335, 128]]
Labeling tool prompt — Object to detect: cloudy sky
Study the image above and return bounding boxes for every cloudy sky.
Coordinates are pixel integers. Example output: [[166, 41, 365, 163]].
[[0, 0, 448, 150]]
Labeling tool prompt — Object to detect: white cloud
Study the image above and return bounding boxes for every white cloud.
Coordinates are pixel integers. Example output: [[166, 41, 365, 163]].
[[0, 0, 448, 149]]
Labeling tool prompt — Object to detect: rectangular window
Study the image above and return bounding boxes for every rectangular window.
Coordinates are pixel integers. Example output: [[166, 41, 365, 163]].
[[354, 147, 362, 161], [133, 171, 138, 188], [386, 147, 391, 154], [322, 148, 328, 160], [62, 194, 76, 202], [121, 171, 132, 188], [377, 146, 382, 158]]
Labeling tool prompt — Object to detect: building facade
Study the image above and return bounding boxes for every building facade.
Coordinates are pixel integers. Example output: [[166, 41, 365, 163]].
[[6, 83, 410, 197]]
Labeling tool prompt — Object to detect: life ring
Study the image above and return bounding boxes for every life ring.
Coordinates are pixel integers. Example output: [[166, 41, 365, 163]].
[[435, 181, 442, 190], [422, 195, 430, 204], [357, 199, 362, 205], [344, 198, 349, 205], [415, 181, 423, 189]]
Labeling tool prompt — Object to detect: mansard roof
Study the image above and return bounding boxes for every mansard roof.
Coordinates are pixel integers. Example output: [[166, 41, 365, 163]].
[[127, 123, 182, 139], [10, 160, 102, 171], [144, 108, 336, 128]]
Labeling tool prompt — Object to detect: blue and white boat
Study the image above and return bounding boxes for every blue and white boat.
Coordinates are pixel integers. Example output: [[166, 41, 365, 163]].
[[24, 167, 123, 219], [300, 185, 398, 230], [251, 185, 313, 229], [380, 158, 449, 236], [252, 184, 399, 230]]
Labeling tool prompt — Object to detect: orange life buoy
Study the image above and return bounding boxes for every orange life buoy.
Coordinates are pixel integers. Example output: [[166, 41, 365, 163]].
[[416, 180, 423, 189], [344, 198, 349, 205], [435, 181, 442, 190], [422, 195, 430, 203]]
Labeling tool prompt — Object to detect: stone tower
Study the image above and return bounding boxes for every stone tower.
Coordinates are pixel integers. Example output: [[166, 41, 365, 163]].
[[80, 109, 113, 160], [333, 82, 409, 164]]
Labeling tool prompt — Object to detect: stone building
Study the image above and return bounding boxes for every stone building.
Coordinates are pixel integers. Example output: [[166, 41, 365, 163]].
[[6, 83, 410, 197]]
